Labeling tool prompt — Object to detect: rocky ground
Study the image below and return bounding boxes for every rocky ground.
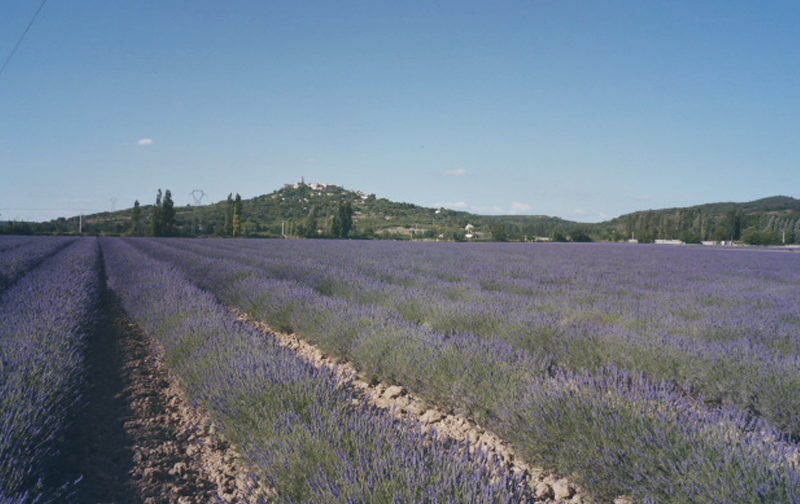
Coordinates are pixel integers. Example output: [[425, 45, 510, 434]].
[[50, 288, 603, 503], [51, 293, 267, 504], [233, 308, 598, 504]]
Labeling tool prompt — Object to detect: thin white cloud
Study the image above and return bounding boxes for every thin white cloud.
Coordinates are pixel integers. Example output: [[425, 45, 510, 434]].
[[444, 169, 468, 176], [636, 193, 651, 200], [137, 138, 154, 146]]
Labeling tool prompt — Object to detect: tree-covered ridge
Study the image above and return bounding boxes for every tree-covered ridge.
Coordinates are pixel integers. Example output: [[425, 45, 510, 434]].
[[606, 195, 800, 244], [20, 183, 481, 240], [5, 184, 799, 244]]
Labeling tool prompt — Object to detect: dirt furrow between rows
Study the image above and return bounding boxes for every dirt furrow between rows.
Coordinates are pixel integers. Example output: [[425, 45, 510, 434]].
[[231, 308, 601, 504], [51, 292, 266, 504], [51, 287, 597, 503]]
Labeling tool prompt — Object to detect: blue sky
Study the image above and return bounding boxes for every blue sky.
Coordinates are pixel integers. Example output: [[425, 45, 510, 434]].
[[1, 1, 799, 223]]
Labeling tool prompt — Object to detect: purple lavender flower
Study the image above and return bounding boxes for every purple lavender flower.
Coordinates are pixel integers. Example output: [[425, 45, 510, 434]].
[[1, 237, 101, 503]]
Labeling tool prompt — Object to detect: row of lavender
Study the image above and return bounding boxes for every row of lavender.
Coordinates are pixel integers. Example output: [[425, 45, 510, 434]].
[[99, 237, 533, 503], [0, 237, 101, 503], [124, 237, 800, 503], [151, 238, 800, 438], [0, 236, 76, 295]]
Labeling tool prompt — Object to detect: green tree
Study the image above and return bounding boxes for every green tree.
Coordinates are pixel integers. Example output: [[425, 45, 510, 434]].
[[232, 193, 243, 237], [162, 190, 176, 236], [742, 227, 780, 245], [331, 200, 354, 238], [550, 227, 567, 242], [342, 200, 353, 238], [303, 206, 319, 238], [679, 229, 701, 244], [129, 200, 142, 236], [490, 223, 508, 242], [330, 206, 341, 238], [715, 209, 743, 242], [224, 193, 234, 237], [637, 231, 655, 244], [569, 227, 592, 242], [150, 189, 163, 237]]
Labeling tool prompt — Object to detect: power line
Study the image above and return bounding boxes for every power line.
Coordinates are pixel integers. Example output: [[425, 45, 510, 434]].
[[0, 0, 49, 81], [190, 189, 207, 206]]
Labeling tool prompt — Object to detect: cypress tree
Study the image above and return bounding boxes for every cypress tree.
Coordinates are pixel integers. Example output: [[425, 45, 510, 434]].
[[331, 200, 354, 238], [130, 200, 142, 236], [340, 200, 353, 238], [162, 190, 175, 236], [225, 193, 234, 237], [304, 206, 319, 238], [150, 189, 163, 237], [232, 193, 243, 237]]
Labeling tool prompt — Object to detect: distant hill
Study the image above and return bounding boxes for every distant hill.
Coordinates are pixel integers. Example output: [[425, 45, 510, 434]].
[[5, 184, 798, 245], [602, 196, 800, 244], [14, 181, 576, 241]]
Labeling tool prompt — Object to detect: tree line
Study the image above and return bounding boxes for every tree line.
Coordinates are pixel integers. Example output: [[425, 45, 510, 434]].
[[128, 190, 250, 238], [9, 187, 797, 245], [123, 189, 355, 239], [126, 189, 178, 237], [289, 200, 354, 239], [618, 208, 800, 245]]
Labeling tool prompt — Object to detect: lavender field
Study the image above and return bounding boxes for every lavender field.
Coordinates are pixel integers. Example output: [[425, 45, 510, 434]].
[[1, 237, 100, 503], [2, 235, 799, 503]]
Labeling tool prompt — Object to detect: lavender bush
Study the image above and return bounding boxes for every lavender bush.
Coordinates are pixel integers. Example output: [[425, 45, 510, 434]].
[[100, 238, 533, 503], [502, 366, 800, 503], [0, 236, 76, 296], [0, 238, 101, 503], [131, 239, 800, 432], [118, 237, 800, 503]]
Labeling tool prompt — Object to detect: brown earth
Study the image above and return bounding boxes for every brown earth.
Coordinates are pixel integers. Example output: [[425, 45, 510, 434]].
[[231, 308, 602, 504], [50, 293, 269, 504], [48, 288, 605, 503]]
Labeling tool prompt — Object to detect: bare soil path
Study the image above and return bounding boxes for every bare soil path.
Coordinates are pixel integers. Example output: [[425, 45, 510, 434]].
[[232, 308, 595, 504], [49, 289, 264, 504], [42, 279, 590, 503]]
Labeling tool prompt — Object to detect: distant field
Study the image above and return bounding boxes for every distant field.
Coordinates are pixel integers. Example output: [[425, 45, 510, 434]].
[[2, 236, 799, 503]]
